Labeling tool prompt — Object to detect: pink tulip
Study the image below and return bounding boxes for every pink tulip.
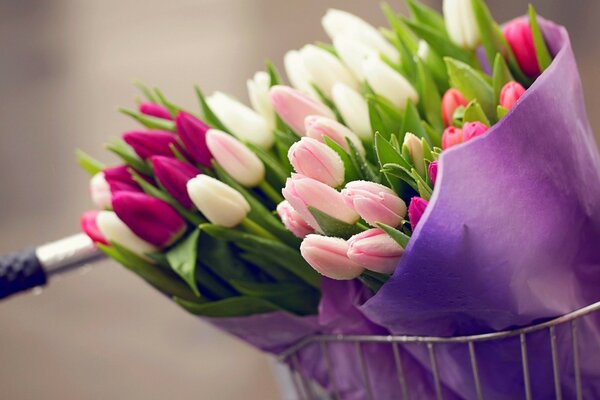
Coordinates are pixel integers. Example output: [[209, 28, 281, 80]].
[[441, 89, 469, 127], [139, 102, 173, 120], [112, 192, 186, 248], [269, 85, 335, 135], [462, 121, 488, 141], [304, 115, 366, 155], [123, 130, 182, 160], [288, 137, 345, 187], [441, 126, 464, 150], [300, 234, 364, 280], [341, 181, 406, 227], [503, 18, 541, 78], [151, 156, 201, 209], [282, 174, 359, 233], [103, 165, 142, 193], [175, 112, 213, 167], [428, 161, 439, 186], [499, 81, 526, 111], [276, 201, 314, 238], [347, 228, 404, 274], [80, 211, 108, 245], [408, 196, 429, 230]]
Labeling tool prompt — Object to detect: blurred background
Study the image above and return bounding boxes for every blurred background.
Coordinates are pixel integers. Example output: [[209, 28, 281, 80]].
[[0, 0, 599, 398]]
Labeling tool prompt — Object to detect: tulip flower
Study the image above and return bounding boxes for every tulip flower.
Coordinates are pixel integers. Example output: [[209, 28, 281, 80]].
[[139, 102, 172, 120], [284, 50, 320, 98], [112, 192, 186, 248], [300, 234, 364, 280], [441, 89, 469, 126], [151, 156, 200, 209], [276, 201, 314, 238], [503, 18, 541, 78], [442, 126, 464, 150], [298, 44, 359, 98], [462, 121, 489, 141], [363, 56, 419, 110], [322, 9, 398, 61], [123, 130, 182, 160], [428, 161, 439, 186], [443, 0, 480, 50], [341, 181, 407, 228], [81, 211, 108, 245], [206, 91, 274, 149], [89, 173, 112, 209], [499, 81, 526, 111], [347, 228, 404, 274], [288, 137, 345, 188], [282, 174, 359, 233], [89, 166, 142, 209], [96, 210, 158, 256], [247, 71, 276, 130], [269, 85, 335, 136], [403, 133, 426, 176], [331, 83, 372, 140], [408, 196, 429, 230], [304, 115, 366, 155], [187, 175, 251, 228], [206, 129, 265, 188], [175, 112, 212, 167], [332, 36, 377, 81]]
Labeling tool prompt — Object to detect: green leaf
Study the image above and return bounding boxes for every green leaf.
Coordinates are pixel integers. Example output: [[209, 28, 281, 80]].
[[134, 81, 159, 103], [405, 0, 447, 37], [445, 57, 495, 119], [175, 296, 281, 317], [106, 138, 153, 176], [308, 207, 363, 239], [497, 105, 509, 119], [401, 100, 429, 145], [265, 60, 282, 86], [381, 163, 419, 192], [529, 5, 552, 72], [463, 100, 491, 126], [195, 262, 238, 300], [415, 59, 444, 133], [245, 142, 288, 187], [376, 222, 411, 248], [381, 3, 418, 53], [230, 281, 319, 315], [368, 97, 389, 140], [198, 233, 258, 283], [154, 88, 182, 117], [375, 133, 407, 192], [239, 252, 300, 282], [194, 86, 229, 132], [118, 108, 176, 131], [404, 19, 473, 65], [76, 149, 105, 176], [492, 53, 514, 103], [323, 136, 360, 184], [166, 229, 200, 296], [346, 138, 379, 183], [412, 168, 433, 200]]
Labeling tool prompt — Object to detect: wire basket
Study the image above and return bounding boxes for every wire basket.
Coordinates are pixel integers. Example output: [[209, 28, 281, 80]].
[[277, 301, 600, 400]]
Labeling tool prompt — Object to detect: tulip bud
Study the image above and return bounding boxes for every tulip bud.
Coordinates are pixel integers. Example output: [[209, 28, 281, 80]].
[[347, 228, 404, 274], [80, 211, 108, 245], [428, 161, 439, 186], [300, 234, 364, 280], [442, 126, 464, 150], [403, 133, 426, 176], [151, 156, 200, 209], [206, 91, 274, 149], [282, 174, 359, 233], [341, 181, 406, 228], [139, 102, 172, 120], [441, 89, 469, 126], [90, 166, 142, 209], [112, 192, 186, 248], [288, 137, 345, 188], [331, 83, 372, 140], [175, 112, 212, 167], [304, 115, 366, 155], [187, 175, 251, 228], [299, 44, 359, 98], [503, 18, 541, 78], [206, 129, 265, 187], [499, 81, 526, 111], [322, 9, 399, 61], [284, 50, 320, 98], [269, 85, 335, 136], [247, 71, 276, 130], [462, 121, 488, 141], [443, 0, 480, 49], [408, 196, 429, 230], [276, 201, 314, 238], [96, 211, 158, 256], [332, 36, 376, 81], [363, 56, 419, 110], [123, 130, 181, 160], [89, 172, 112, 209]]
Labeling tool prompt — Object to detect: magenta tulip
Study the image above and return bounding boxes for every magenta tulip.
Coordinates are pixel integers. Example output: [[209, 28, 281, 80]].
[[347, 228, 404, 274], [500, 81, 527, 111], [300, 234, 364, 280], [462, 121, 488, 141], [151, 156, 200, 209], [503, 18, 541, 78], [139, 102, 172, 120], [341, 181, 406, 227], [80, 211, 108, 245], [175, 112, 213, 167], [288, 137, 345, 187], [123, 130, 182, 160], [408, 196, 429, 230], [441, 88, 468, 127], [428, 161, 439, 186], [276, 200, 314, 238]]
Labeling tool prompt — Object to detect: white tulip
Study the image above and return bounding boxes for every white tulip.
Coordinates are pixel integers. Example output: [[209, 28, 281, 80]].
[[443, 0, 480, 50], [417, 40, 430, 61], [247, 71, 276, 130], [299, 44, 359, 98], [284, 50, 319, 98], [331, 83, 372, 141], [403, 132, 426, 176], [90, 172, 111, 209], [322, 9, 399, 62], [332, 36, 377, 81], [206, 129, 265, 188], [206, 91, 274, 149], [362, 56, 419, 110], [187, 175, 251, 228], [96, 211, 157, 256]]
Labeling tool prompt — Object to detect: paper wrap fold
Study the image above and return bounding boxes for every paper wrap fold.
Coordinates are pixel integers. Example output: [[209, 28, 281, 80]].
[[361, 19, 600, 399]]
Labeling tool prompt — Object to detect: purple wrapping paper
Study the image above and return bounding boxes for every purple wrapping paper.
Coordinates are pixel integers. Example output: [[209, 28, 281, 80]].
[[362, 19, 600, 399]]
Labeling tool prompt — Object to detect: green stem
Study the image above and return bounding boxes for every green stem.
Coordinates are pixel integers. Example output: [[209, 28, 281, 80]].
[[241, 218, 279, 241], [258, 180, 284, 204]]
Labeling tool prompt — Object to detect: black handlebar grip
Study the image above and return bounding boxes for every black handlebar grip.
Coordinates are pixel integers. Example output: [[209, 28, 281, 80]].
[[0, 248, 47, 300]]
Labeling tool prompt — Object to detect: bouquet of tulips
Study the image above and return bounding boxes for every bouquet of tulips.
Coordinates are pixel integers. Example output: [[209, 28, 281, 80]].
[[78, 0, 600, 398]]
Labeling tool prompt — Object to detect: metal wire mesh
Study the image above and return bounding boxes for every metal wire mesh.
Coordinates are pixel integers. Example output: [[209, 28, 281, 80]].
[[277, 300, 600, 400]]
